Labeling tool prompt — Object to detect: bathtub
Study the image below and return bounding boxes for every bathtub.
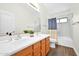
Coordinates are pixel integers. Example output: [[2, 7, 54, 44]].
[[58, 36, 74, 48]]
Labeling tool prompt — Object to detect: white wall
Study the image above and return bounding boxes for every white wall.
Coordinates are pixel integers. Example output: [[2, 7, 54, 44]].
[[39, 4, 48, 34], [68, 7, 79, 55], [0, 3, 40, 33], [71, 14, 79, 55]]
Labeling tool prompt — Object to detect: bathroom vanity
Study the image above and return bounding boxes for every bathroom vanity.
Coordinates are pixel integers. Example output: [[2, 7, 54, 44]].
[[14, 36, 50, 56], [0, 34, 50, 56]]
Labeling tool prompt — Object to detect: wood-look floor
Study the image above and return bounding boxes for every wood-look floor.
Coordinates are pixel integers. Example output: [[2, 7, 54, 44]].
[[48, 45, 77, 56]]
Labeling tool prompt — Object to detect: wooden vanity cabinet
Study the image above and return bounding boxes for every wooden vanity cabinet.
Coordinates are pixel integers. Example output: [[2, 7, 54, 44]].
[[13, 36, 50, 56], [15, 46, 33, 56], [40, 39, 46, 56], [45, 37, 50, 55], [33, 42, 41, 56]]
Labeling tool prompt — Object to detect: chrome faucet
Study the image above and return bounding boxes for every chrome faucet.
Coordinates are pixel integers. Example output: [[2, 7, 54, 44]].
[[16, 33, 21, 40]]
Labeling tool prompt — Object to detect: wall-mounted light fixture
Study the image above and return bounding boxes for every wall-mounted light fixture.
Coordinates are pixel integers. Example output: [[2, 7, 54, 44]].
[[27, 2, 40, 12]]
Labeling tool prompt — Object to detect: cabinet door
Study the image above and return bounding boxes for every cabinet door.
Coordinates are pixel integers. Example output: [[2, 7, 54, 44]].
[[41, 39, 46, 56], [45, 37, 50, 55], [15, 46, 33, 56], [33, 42, 41, 56]]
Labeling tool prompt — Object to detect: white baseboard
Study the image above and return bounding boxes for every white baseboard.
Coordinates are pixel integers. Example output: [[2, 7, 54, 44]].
[[73, 47, 79, 56]]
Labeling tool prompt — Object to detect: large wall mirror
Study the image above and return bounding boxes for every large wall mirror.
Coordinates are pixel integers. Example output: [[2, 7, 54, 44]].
[[0, 10, 16, 35]]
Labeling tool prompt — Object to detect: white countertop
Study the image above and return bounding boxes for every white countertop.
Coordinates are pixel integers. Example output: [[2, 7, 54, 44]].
[[0, 34, 50, 56]]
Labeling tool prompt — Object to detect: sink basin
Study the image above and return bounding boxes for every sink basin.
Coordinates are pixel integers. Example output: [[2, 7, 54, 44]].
[[0, 36, 12, 43]]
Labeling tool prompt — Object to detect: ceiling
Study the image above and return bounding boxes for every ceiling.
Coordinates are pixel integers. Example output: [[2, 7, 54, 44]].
[[42, 3, 79, 14]]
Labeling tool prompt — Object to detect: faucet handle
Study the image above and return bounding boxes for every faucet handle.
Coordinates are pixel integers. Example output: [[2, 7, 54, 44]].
[[6, 32, 9, 35]]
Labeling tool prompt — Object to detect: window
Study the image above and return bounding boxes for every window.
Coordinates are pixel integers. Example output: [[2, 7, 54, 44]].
[[48, 18, 57, 30], [60, 18, 68, 23], [57, 20, 60, 23], [57, 18, 68, 23]]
